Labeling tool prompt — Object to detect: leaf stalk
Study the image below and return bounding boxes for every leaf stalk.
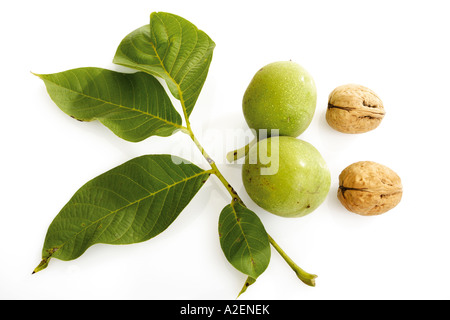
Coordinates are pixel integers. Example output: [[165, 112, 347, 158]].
[[183, 128, 242, 203], [268, 235, 317, 287]]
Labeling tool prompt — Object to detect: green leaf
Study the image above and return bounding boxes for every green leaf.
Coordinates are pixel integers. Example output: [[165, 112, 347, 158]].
[[33, 155, 211, 273], [113, 12, 216, 117], [218, 202, 271, 279], [35, 67, 183, 142]]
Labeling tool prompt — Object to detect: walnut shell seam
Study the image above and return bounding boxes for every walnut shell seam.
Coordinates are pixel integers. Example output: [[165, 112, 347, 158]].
[[327, 103, 386, 119], [326, 84, 385, 134], [337, 161, 403, 216]]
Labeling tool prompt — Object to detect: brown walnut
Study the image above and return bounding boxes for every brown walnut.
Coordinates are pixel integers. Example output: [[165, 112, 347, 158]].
[[326, 84, 385, 133], [338, 161, 402, 216]]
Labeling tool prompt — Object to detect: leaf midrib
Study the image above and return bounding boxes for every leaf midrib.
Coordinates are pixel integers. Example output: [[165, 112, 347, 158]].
[[148, 40, 190, 120], [229, 203, 258, 272], [40, 74, 183, 129], [52, 170, 207, 254]]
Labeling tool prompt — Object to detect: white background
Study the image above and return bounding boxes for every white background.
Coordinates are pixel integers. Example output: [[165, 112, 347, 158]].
[[1, 0, 450, 300]]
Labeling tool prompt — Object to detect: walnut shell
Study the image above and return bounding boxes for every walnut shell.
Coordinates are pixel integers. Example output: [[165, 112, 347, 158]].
[[338, 161, 402, 216], [326, 84, 385, 134]]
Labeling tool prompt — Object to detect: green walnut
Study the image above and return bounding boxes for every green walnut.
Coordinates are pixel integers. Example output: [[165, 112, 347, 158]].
[[242, 136, 330, 218], [243, 61, 317, 138]]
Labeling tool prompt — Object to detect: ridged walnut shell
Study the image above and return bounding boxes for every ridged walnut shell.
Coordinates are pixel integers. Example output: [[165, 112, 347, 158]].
[[338, 161, 402, 216], [326, 84, 385, 133]]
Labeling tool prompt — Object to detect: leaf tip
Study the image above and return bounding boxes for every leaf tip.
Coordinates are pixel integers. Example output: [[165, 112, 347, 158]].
[[32, 258, 50, 274], [236, 277, 256, 299], [30, 71, 43, 78]]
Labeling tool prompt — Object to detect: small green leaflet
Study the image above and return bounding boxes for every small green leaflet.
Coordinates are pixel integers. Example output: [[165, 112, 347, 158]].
[[34, 155, 211, 273], [113, 12, 216, 117], [35, 67, 183, 142], [219, 202, 271, 279]]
